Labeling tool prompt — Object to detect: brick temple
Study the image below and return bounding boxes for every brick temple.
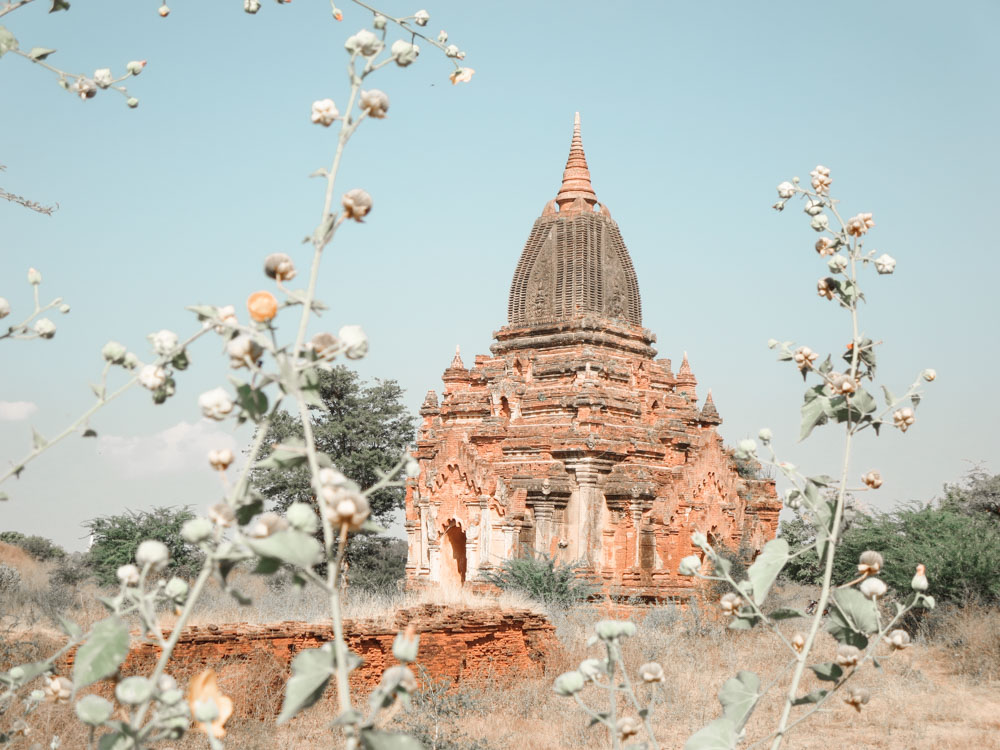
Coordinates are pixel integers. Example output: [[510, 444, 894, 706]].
[[404, 115, 780, 598]]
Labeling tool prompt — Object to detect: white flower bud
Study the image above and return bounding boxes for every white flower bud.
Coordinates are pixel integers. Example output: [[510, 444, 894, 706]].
[[135, 540, 170, 570], [810, 165, 832, 194], [44, 676, 73, 703], [413, 9, 429, 26], [138, 364, 167, 390], [74, 78, 98, 99], [244, 0, 261, 13], [735, 439, 757, 458], [226, 334, 263, 368], [874, 253, 896, 274], [594, 619, 636, 641], [123, 352, 140, 370], [791, 633, 806, 652], [804, 199, 824, 216], [757, 428, 773, 442], [311, 98, 340, 127], [319, 467, 348, 487], [885, 629, 911, 650], [193, 698, 219, 723], [126, 60, 147, 76], [93, 68, 113, 89], [199, 387, 234, 420], [214, 305, 238, 333], [827, 254, 848, 273], [246, 512, 289, 539], [437, 30, 448, 43], [776, 181, 795, 199], [164, 577, 188, 602], [101, 341, 127, 364], [208, 503, 236, 527], [678, 555, 702, 576], [208, 448, 234, 470], [0, 297, 9, 319], [892, 407, 915, 432], [286, 502, 319, 534], [911, 564, 928, 591], [373, 14, 386, 29], [379, 664, 417, 693], [835, 644, 861, 667], [720, 592, 743, 615], [445, 44, 461, 58], [27, 268, 42, 285], [404, 456, 420, 479], [691, 531, 708, 548], [857, 549, 883, 574], [392, 628, 420, 664], [338, 324, 369, 359], [148, 329, 179, 356], [861, 471, 883, 490], [322, 488, 370, 530], [638, 662, 665, 683], [59, 303, 70, 314], [116, 564, 140, 586], [843, 686, 870, 712], [158, 4, 170, 18], [810, 214, 830, 232], [578, 658, 605, 680], [360, 89, 390, 118], [859, 577, 887, 600], [922, 369, 936, 382], [391, 39, 420, 66], [846, 212, 875, 237]]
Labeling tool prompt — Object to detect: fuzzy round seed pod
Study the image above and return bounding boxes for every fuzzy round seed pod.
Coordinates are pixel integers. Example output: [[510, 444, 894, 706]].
[[892, 407, 915, 431], [413, 9, 429, 25], [817, 277, 836, 300], [846, 212, 875, 237], [338, 324, 369, 359], [75, 694, 113, 726], [208, 448, 235, 471], [264, 253, 296, 282], [758, 428, 773, 442], [136, 540, 170, 570], [861, 471, 883, 490], [776, 181, 795, 199], [226, 334, 263, 368], [691, 531, 708, 548], [360, 89, 390, 118], [311, 99, 339, 126], [117, 564, 140, 586], [286, 503, 319, 534], [158, 4, 170, 17], [553, 670, 585, 696], [137, 364, 167, 391], [720, 592, 743, 615], [804, 199, 824, 217], [44, 676, 73, 704], [815, 237, 835, 256], [322, 489, 370, 531], [874, 253, 896, 274], [247, 290, 278, 323], [33, 317, 56, 339], [911, 564, 928, 592], [791, 633, 806, 652], [102, 340, 128, 364], [318, 467, 349, 487], [810, 165, 832, 194], [208, 503, 236, 527], [594, 620, 636, 642], [885, 629, 911, 650], [310, 332, 339, 357], [828, 372, 858, 395], [792, 346, 818, 371], [390, 40, 420, 66], [810, 214, 830, 232], [149, 329, 179, 356], [678, 555, 702, 576], [857, 550, 884, 575], [0, 298, 10, 319], [199, 387, 234, 421], [181, 518, 213, 544], [616, 717, 640, 739], [578, 658, 605, 680], [859, 577, 888, 600], [214, 305, 238, 334], [246, 512, 289, 539], [638, 662, 665, 683], [827, 254, 848, 273], [116, 676, 155, 707], [341, 189, 373, 221], [843, 686, 870, 712], [835, 644, 862, 667], [922, 369, 937, 382], [379, 665, 417, 694], [344, 29, 383, 57]]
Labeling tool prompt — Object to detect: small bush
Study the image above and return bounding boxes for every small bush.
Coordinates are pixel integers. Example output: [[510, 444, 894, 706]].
[[346, 534, 406, 595], [920, 600, 1000, 682], [0, 563, 21, 594], [0, 531, 66, 561], [482, 552, 595, 609]]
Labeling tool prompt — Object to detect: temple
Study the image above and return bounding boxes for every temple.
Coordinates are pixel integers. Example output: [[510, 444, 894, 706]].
[[404, 114, 780, 598]]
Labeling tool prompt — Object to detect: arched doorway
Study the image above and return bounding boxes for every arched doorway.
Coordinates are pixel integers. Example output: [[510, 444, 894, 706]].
[[440, 525, 467, 591]]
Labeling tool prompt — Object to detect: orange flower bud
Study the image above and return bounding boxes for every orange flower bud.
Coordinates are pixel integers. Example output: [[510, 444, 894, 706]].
[[247, 291, 278, 323]]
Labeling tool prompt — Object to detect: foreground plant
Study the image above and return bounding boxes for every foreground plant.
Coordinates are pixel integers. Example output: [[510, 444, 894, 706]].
[[1, 3, 470, 749], [554, 167, 935, 749]]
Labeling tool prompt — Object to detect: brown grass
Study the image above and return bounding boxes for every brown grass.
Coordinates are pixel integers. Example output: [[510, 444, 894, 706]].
[[2, 579, 999, 749]]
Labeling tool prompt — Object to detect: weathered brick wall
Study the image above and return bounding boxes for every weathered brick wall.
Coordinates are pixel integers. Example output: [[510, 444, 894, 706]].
[[61, 605, 557, 718]]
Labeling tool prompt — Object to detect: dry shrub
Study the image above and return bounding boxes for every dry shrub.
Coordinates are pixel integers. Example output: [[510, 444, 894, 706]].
[[922, 600, 1000, 683]]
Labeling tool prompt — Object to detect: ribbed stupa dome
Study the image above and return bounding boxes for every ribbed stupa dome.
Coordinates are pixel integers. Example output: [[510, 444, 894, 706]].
[[506, 113, 642, 328]]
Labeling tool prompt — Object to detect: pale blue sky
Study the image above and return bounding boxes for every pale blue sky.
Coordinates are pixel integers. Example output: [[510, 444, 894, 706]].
[[2, 1, 998, 549]]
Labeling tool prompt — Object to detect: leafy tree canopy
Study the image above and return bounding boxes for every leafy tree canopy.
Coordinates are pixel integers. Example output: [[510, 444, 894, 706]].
[[251, 366, 415, 525], [85, 506, 202, 586]]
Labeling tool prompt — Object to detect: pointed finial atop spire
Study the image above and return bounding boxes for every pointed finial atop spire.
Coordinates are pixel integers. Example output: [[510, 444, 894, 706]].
[[555, 112, 598, 211], [700, 389, 721, 425], [450, 344, 464, 369], [679, 352, 692, 377]]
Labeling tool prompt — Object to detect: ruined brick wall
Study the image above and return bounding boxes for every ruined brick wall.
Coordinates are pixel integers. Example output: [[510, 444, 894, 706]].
[[61, 605, 556, 718]]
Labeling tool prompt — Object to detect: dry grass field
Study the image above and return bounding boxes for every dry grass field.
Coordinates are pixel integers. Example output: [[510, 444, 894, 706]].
[[2, 543, 999, 750]]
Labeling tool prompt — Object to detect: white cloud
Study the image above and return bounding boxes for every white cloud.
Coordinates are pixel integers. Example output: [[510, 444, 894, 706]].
[[97, 420, 240, 478], [0, 401, 38, 421]]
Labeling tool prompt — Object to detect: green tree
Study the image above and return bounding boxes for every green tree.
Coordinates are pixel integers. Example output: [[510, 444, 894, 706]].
[[0, 531, 66, 561], [940, 468, 1000, 520], [251, 366, 415, 525], [85, 506, 202, 586], [482, 553, 596, 609]]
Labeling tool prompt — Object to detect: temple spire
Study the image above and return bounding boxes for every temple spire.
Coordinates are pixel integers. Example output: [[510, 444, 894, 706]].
[[555, 112, 598, 209]]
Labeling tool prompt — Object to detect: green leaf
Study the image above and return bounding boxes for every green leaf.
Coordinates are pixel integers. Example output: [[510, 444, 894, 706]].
[[718, 670, 760, 731], [881, 385, 896, 407], [812, 493, 836, 562], [684, 716, 737, 750], [299, 367, 326, 409], [235, 498, 263, 526], [360, 729, 425, 750], [826, 588, 878, 648], [0, 660, 48, 687], [727, 613, 759, 630], [245, 529, 323, 569], [792, 689, 829, 706], [277, 647, 334, 724], [75, 694, 114, 725], [97, 731, 133, 750], [849, 389, 877, 415], [31, 427, 47, 450], [185, 304, 219, 320], [82, 428, 97, 438], [236, 384, 269, 421], [0, 26, 18, 57], [49, 0, 71, 11], [27, 47, 57, 60], [799, 392, 830, 440], [747, 538, 788, 606], [56, 613, 83, 640], [808, 662, 843, 682], [73, 617, 130, 688], [768, 608, 806, 620], [817, 354, 833, 375]]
